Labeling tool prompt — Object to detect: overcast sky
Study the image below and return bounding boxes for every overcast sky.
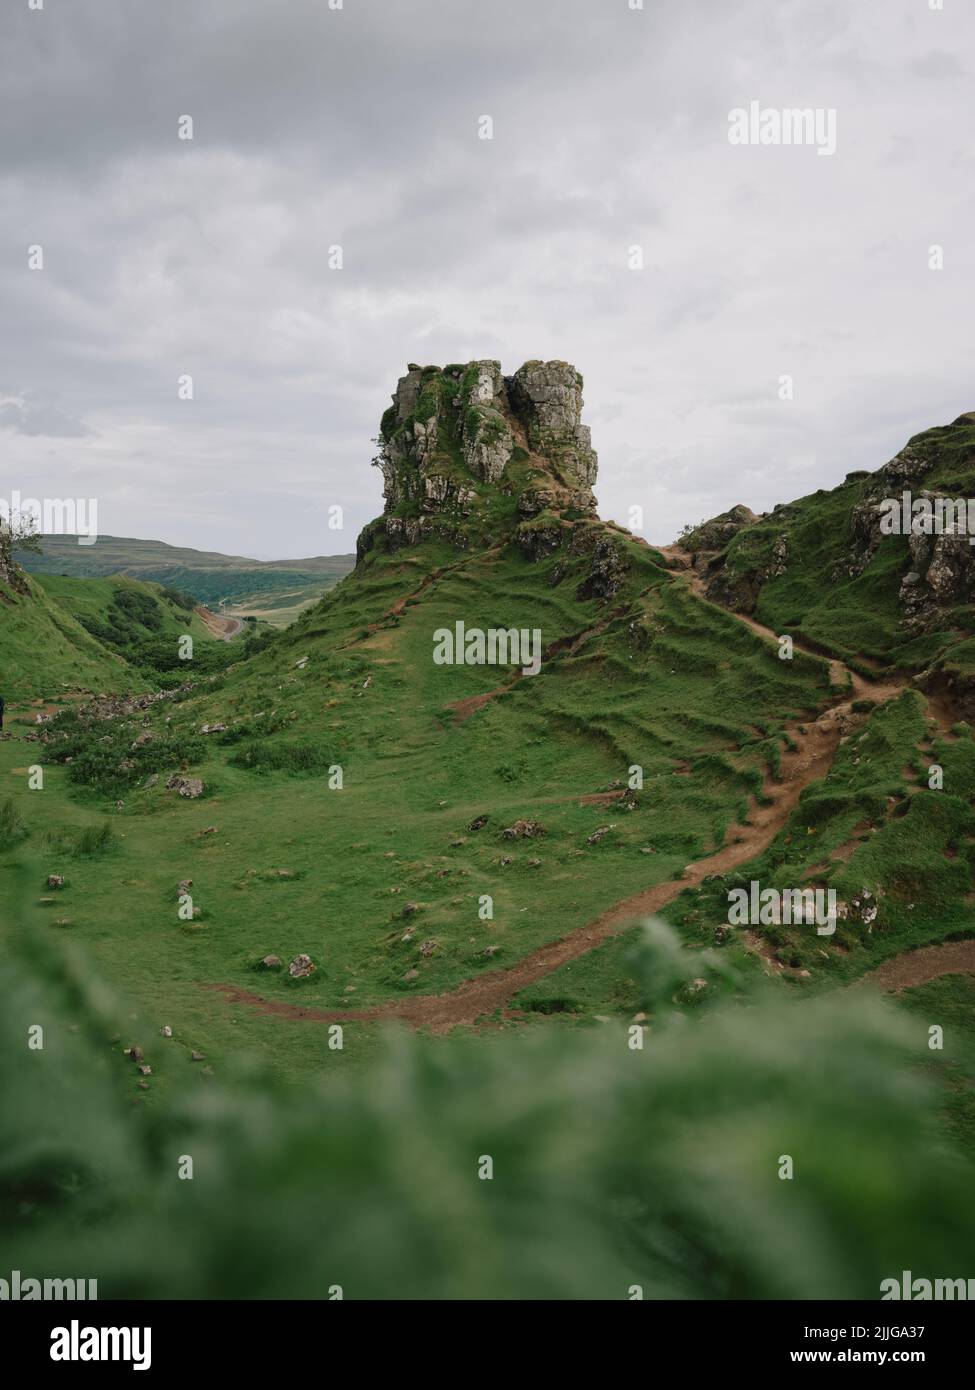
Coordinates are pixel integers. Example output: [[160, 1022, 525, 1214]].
[[2, 0, 973, 558]]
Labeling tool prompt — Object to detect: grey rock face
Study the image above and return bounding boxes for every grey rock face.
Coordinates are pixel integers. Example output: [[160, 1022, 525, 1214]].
[[901, 523, 975, 629], [363, 358, 600, 557], [508, 360, 598, 487]]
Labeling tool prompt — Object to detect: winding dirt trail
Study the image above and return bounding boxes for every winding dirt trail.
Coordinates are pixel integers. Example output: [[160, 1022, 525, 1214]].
[[847, 939, 975, 993], [208, 561, 969, 1032]]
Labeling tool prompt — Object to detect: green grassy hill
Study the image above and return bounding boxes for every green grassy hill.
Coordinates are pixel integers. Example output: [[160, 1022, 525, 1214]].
[[0, 569, 137, 699], [684, 412, 975, 697]]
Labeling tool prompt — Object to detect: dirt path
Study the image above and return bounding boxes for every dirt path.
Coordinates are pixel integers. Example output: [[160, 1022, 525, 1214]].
[[208, 562, 965, 1032], [847, 939, 975, 993]]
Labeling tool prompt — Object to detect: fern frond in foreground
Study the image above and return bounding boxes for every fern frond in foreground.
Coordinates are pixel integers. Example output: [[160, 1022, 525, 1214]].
[[2, 902, 971, 1300]]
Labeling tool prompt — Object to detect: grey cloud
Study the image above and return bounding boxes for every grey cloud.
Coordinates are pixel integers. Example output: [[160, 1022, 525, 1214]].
[[0, 391, 92, 438], [1, 0, 973, 557]]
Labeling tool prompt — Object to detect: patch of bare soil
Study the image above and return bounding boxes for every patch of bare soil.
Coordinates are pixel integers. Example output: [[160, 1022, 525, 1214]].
[[195, 606, 243, 641]]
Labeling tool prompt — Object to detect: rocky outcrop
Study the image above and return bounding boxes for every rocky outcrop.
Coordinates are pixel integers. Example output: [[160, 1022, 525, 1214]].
[[359, 359, 600, 561], [678, 505, 759, 557], [508, 361, 597, 489], [901, 521, 975, 631]]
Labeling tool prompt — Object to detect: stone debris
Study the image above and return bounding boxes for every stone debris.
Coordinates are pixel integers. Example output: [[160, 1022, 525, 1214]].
[[501, 819, 545, 839], [167, 774, 205, 798], [587, 824, 615, 845]]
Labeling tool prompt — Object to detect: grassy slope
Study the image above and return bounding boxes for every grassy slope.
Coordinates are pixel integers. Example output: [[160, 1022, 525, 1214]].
[[713, 414, 975, 676], [0, 572, 137, 698], [36, 572, 215, 646]]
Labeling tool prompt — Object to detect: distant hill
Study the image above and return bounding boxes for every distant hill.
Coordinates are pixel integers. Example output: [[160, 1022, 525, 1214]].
[[15, 534, 356, 616]]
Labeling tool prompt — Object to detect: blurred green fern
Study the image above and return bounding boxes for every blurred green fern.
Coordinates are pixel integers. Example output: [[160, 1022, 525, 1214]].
[[1, 877, 972, 1300]]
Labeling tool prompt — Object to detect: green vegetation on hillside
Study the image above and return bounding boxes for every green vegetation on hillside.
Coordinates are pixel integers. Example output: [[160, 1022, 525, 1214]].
[[35, 573, 237, 680], [0, 571, 137, 698], [706, 414, 975, 683]]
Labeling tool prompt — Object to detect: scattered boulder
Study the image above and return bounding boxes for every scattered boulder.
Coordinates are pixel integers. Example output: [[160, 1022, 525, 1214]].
[[501, 819, 546, 839], [288, 953, 316, 978], [468, 814, 489, 832], [418, 939, 438, 957], [46, 874, 65, 889], [167, 775, 205, 799], [160, 1026, 173, 1038], [587, 824, 614, 845], [260, 954, 283, 969]]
